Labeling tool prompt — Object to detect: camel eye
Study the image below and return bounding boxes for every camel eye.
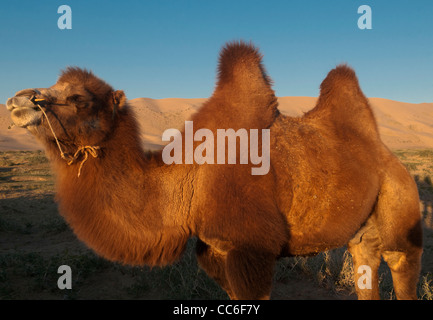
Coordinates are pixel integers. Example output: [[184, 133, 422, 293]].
[[67, 94, 88, 109]]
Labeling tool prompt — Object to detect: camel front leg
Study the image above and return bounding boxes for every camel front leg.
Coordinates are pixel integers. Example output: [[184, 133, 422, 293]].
[[195, 239, 236, 299], [225, 248, 275, 300]]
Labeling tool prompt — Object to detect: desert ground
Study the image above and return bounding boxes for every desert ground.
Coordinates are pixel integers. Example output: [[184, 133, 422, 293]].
[[0, 97, 432, 299]]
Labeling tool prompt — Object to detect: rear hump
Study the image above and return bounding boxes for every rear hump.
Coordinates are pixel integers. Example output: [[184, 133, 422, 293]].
[[306, 64, 379, 138]]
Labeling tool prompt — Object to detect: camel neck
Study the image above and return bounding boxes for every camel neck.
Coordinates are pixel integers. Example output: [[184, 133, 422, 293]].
[[52, 111, 193, 266]]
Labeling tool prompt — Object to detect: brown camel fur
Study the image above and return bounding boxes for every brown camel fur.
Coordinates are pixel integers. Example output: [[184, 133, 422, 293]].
[[6, 41, 422, 300]]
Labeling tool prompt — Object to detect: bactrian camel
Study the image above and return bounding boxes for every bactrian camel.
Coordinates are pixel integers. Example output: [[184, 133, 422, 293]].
[[6, 41, 422, 299]]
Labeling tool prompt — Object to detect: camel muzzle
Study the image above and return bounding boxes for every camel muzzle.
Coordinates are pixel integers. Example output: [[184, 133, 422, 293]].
[[6, 88, 46, 112], [6, 89, 46, 128]]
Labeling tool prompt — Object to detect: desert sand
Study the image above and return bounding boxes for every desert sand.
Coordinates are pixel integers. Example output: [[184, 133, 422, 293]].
[[1, 97, 433, 151]]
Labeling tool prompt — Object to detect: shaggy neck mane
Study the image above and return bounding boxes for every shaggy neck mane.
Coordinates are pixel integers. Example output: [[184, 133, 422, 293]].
[[47, 107, 192, 266]]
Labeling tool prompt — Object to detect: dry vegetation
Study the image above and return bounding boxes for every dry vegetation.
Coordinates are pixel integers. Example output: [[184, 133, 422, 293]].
[[0, 150, 432, 300]]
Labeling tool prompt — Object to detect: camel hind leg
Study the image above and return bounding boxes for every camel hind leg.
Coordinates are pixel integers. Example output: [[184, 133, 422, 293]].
[[381, 249, 422, 299], [374, 163, 423, 300], [349, 159, 423, 300], [348, 218, 382, 300]]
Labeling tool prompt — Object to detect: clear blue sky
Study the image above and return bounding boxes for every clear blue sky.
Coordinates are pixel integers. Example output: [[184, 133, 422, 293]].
[[1, 0, 432, 103]]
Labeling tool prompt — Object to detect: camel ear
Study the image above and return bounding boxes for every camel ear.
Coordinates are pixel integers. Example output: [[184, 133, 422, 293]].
[[112, 90, 126, 109], [111, 90, 126, 119]]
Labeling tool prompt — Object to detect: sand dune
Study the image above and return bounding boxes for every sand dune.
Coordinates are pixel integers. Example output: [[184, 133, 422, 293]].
[[0, 104, 43, 151], [1, 97, 433, 151], [129, 98, 206, 150]]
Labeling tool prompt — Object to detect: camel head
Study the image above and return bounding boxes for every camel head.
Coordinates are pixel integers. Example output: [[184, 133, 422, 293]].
[[6, 67, 126, 154]]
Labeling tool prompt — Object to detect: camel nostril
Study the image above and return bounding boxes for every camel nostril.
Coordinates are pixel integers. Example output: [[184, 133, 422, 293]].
[[6, 97, 16, 110]]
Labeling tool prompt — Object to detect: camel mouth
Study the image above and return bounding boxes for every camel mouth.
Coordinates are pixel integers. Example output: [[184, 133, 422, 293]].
[[6, 95, 43, 128]]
